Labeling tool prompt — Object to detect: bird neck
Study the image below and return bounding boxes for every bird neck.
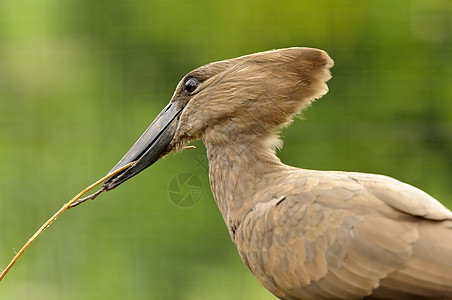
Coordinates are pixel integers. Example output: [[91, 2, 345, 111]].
[[204, 132, 288, 240]]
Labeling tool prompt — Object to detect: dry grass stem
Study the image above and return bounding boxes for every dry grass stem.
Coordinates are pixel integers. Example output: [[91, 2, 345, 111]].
[[0, 161, 136, 282]]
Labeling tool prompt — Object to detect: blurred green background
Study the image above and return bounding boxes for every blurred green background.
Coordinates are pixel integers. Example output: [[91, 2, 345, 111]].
[[1, 0, 451, 299]]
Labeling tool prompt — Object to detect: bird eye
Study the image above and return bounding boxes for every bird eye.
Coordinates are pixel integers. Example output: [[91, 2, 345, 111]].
[[184, 77, 199, 94]]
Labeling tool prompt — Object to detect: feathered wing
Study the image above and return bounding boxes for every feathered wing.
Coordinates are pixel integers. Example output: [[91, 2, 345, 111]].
[[235, 170, 452, 300]]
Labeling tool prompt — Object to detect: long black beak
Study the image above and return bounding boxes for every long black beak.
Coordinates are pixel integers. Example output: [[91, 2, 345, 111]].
[[103, 101, 183, 190]]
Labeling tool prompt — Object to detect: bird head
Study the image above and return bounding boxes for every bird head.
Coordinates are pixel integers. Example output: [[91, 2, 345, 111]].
[[103, 47, 333, 189]]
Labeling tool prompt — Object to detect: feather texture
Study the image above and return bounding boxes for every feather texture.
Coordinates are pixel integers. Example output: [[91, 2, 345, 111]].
[[162, 47, 452, 299]]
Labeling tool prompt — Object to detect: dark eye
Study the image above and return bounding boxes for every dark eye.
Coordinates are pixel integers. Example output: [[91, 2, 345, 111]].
[[184, 77, 199, 94]]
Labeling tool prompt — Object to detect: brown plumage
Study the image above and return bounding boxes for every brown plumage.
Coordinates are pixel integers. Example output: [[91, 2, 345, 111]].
[[103, 47, 452, 299]]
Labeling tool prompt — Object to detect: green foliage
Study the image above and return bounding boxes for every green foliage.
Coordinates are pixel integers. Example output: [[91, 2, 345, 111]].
[[0, 0, 451, 299]]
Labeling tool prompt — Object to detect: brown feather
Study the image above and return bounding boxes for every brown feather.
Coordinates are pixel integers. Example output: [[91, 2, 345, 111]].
[[161, 48, 452, 299]]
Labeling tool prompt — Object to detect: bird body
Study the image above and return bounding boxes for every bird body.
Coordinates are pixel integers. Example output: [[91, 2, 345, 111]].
[[231, 168, 452, 299], [206, 133, 452, 299], [104, 47, 452, 299]]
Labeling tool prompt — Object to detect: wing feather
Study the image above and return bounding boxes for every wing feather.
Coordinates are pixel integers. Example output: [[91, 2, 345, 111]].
[[235, 170, 452, 299]]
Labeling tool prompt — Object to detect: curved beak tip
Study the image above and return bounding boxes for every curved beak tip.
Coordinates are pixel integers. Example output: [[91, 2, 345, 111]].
[[103, 102, 183, 189]]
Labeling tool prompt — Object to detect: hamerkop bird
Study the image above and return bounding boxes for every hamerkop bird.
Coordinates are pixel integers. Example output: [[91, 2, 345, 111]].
[[98, 48, 452, 299]]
